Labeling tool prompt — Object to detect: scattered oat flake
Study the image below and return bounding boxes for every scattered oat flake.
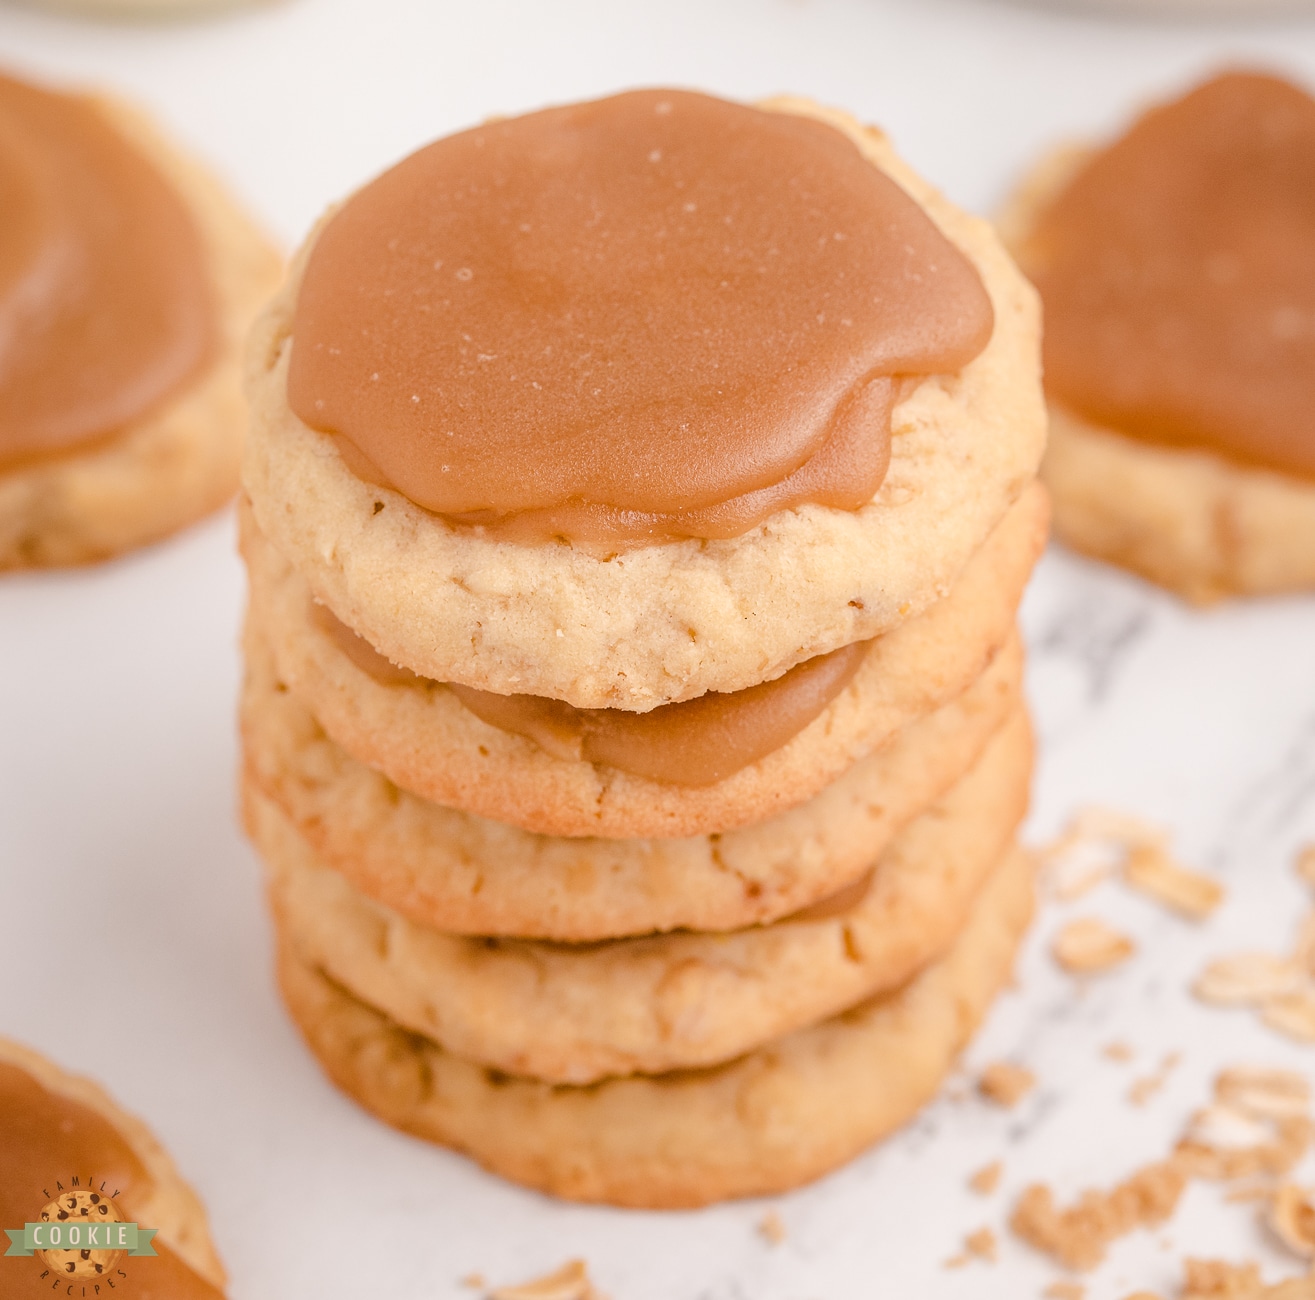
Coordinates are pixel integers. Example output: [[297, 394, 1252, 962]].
[[1123, 846, 1224, 919], [1263, 990, 1315, 1043], [1270, 1184, 1315, 1259], [489, 1259, 604, 1300], [1053, 917, 1136, 973], [1105, 1041, 1136, 1062], [1217, 1068, 1310, 1120], [1180, 1256, 1315, 1299], [1044, 1282, 1086, 1300], [1225, 1182, 1277, 1204], [980, 1061, 1036, 1107], [1010, 1161, 1187, 1271], [1068, 806, 1169, 850], [970, 1160, 1003, 1195], [1294, 914, 1315, 976], [1194, 955, 1304, 1006], [463, 1276, 487, 1291], [1297, 845, 1315, 888], [1121, 1292, 1163, 1300], [757, 1210, 786, 1245]]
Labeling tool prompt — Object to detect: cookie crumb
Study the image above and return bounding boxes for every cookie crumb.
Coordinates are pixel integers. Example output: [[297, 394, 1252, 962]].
[[980, 1062, 1036, 1107], [1011, 1161, 1187, 1271], [462, 1275, 487, 1290], [965, 1227, 997, 1262], [757, 1210, 786, 1246], [489, 1259, 603, 1300], [970, 1160, 1003, 1195], [1269, 1184, 1315, 1259], [1053, 918, 1136, 973], [1179, 1258, 1273, 1299], [1105, 1041, 1136, 1062], [1194, 955, 1304, 1007], [1123, 846, 1223, 920], [1044, 1282, 1086, 1300], [1129, 1052, 1182, 1107]]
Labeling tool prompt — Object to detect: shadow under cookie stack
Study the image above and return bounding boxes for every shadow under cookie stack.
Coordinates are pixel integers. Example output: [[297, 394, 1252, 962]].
[[238, 89, 1048, 1207]]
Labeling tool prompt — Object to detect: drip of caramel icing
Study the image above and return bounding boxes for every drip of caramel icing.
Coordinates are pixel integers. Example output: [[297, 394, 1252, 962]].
[[312, 601, 866, 785], [0, 72, 216, 470], [0, 1060, 224, 1298], [1024, 71, 1315, 479], [288, 90, 993, 544]]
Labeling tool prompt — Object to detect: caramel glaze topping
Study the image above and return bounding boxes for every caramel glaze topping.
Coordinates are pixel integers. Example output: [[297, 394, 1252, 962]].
[[288, 89, 993, 545], [1025, 71, 1315, 479], [0, 71, 216, 471], [0, 1061, 224, 1298], [313, 601, 866, 786]]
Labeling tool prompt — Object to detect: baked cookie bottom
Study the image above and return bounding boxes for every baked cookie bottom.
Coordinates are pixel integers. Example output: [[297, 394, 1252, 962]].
[[0, 95, 281, 571], [261, 705, 1030, 1084], [0, 1037, 227, 1292], [243, 98, 1044, 708], [241, 620, 1023, 940], [242, 482, 1045, 838], [276, 837, 1034, 1208], [1042, 401, 1315, 603]]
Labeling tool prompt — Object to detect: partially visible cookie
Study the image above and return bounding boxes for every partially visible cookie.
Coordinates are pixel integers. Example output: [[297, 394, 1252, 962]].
[[277, 835, 1035, 1208], [0, 80, 282, 570], [242, 482, 1045, 838], [242, 624, 1023, 941], [1000, 73, 1315, 602], [0, 1037, 226, 1296]]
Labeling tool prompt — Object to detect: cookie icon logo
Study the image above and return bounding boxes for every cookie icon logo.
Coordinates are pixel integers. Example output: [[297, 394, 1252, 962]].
[[35, 1188, 125, 1280]]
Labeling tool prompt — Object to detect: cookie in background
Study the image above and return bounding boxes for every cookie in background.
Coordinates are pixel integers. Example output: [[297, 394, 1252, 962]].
[[1000, 70, 1315, 603], [0, 68, 282, 570]]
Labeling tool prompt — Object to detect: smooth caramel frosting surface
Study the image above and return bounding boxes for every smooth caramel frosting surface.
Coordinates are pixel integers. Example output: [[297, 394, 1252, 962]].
[[1026, 71, 1315, 478], [314, 600, 866, 785], [0, 72, 216, 470], [288, 90, 993, 542], [0, 1060, 222, 1298]]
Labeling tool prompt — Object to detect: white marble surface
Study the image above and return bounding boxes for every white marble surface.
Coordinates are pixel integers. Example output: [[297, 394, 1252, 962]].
[[1, 2, 1314, 1296]]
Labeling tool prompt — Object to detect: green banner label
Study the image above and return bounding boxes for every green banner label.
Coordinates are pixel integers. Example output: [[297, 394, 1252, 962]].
[[5, 1222, 157, 1256]]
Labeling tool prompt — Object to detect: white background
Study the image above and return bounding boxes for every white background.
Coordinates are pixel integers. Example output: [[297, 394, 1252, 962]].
[[2, 1, 1315, 1296]]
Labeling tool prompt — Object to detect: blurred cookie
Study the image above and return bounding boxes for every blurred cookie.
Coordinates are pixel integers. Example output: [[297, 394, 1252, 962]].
[[0, 1038, 226, 1297], [1000, 71, 1315, 601], [277, 836, 1035, 1207], [244, 91, 1043, 706], [264, 706, 1030, 1083], [241, 481, 1045, 837], [0, 72, 281, 569]]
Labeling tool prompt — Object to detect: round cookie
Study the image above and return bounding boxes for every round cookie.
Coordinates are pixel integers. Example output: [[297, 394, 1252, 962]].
[[0, 92, 282, 570], [276, 837, 1035, 1208], [242, 482, 1045, 838], [241, 624, 1024, 941], [264, 705, 1030, 1084], [999, 136, 1315, 603], [0, 1037, 226, 1295], [243, 96, 1044, 708]]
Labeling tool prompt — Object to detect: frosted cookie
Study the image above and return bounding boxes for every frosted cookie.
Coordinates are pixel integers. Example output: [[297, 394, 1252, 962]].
[[1000, 71, 1315, 602], [277, 836, 1034, 1207], [264, 706, 1030, 1084], [242, 626, 1023, 940], [0, 70, 281, 570], [244, 90, 1043, 706], [242, 481, 1045, 837], [0, 1038, 226, 1297]]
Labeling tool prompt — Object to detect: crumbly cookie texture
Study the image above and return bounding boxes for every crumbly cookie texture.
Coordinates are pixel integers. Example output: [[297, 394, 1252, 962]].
[[999, 144, 1315, 603], [242, 629, 1022, 941], [0, 1037, 227, 1290], [242, 482, 1043, 837], [0, 95, 282, 571], [277, 837, 1035, 1207], [243, 97, 1044, 706], [264, 707, 1030, 1084]]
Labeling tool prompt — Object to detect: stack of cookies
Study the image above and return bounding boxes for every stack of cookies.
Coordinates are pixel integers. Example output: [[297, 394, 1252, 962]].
[[238, 90, 1047, 1207]]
